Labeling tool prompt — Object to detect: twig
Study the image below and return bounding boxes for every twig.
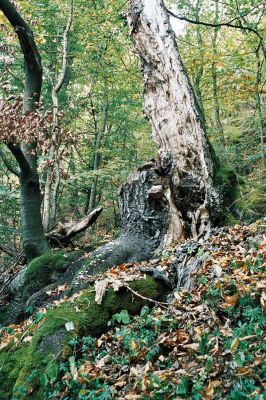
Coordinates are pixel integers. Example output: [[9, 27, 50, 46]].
[[123, 282, 169, 309]]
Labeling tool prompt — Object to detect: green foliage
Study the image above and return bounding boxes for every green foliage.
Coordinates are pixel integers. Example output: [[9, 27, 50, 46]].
[[235, 184, 266, 222]]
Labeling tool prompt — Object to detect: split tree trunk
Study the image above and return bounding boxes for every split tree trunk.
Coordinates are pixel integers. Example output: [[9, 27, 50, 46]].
[[126, 0, 221, 246], [77, 0, 223, 282]]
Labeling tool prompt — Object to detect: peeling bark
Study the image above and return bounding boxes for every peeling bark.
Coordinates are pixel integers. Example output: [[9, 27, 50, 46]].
[[126, 0, 221, 244]]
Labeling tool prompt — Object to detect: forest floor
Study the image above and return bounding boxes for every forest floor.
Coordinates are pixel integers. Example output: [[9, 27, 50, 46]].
[[0, 221, 265, 399]]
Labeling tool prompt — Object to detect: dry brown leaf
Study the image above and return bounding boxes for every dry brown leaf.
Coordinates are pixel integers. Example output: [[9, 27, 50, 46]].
[[96, 355, 110, 369], [95, 279, 109, 305], [221, 293, 239, 308], [236, 367, 251, 376], [182, 343, 199, 351]]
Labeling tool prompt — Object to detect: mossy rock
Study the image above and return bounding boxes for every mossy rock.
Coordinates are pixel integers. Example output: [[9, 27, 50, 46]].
[[0, 276, 167, 399], [22, 251, 69, 301]]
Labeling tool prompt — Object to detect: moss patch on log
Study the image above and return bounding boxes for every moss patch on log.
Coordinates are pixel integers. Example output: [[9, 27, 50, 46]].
[[22, 252, 69, 301], [0, 276, 167, 399]]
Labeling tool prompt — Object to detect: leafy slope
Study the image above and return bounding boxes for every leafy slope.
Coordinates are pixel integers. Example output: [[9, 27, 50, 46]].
[[1, 223, 265, 399], [45, 223, 265, 400]]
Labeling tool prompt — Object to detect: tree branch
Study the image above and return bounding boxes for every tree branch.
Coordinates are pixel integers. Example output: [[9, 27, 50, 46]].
[[167, 8, 266, 61], [6, 143, 32, 176], [53, 0, 74, 95], [0, 148, 20, 177], [0, 0, 43, 110]]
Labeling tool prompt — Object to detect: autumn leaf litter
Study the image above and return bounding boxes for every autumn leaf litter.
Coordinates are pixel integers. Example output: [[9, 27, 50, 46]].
[[0, 222, 265, 399]]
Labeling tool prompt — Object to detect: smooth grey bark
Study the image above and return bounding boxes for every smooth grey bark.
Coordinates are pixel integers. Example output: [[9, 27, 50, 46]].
[[43, 0, 74, 229], [255, 48, 265, 172], [193, 0, 206, 131], [88, 100, 108, 212], [0, 0, 49, 260], [211, 0, 226, 150]]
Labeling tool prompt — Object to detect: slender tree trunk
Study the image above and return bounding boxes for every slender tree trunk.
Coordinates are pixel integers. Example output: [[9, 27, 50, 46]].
[[211, 0, 227, 150], [0, 0, 49, 260], [255, 48, 265, 173], [42, 168, 52, 231], [20, 170, 49, 258], [88, 100, 108, 212], [42, 0, 74, 228]]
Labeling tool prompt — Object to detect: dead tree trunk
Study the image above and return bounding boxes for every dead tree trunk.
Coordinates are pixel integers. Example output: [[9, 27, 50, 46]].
[[0, 0, 226, 308], [126, 0, 221, 246], [73, 0, 224, 283]]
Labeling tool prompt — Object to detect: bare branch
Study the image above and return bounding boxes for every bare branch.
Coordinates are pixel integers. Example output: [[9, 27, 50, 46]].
[[167, 7, 266, 61]]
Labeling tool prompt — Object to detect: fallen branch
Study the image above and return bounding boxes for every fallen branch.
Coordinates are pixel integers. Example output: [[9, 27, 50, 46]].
[[46, 207, 103, 246]]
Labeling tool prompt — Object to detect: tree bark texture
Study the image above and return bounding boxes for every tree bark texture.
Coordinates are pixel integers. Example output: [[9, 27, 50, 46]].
[[126, 0, 221, 245], [0, 0, 49, 260]]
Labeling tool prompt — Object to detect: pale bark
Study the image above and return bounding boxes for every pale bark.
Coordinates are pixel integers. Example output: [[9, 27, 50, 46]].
[[211, 0, 226, 150], [88, 100, 108, 212], [255, 48, 265, 172], [193, 0, 206, 130], [46, 206, 103, 245], [127, 0, 220, 245], [42, 0, 74, 229]]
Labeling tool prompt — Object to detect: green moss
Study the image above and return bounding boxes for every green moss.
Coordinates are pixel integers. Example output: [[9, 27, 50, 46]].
[[0, 275, 167, 399], [0, 305, 10, 326], [224, 214, 240, 226], [0, 345, 30, 400], [212, 158, 239, 224], [236, 184, 266, 222], [213, 163, 238, 204], [22, 251, 69, 301]]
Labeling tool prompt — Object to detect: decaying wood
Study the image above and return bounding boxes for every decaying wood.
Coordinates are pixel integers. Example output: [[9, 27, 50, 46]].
[[127, 0, 222, 245], [46, 207, 103, 245]]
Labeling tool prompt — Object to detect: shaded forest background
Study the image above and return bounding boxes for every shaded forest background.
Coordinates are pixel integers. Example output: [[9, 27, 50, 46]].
[[0, 0, 265, 265]]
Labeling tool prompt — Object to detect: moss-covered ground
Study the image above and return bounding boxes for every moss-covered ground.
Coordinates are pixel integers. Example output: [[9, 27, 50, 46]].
[[22, 251, 70, 301], [0, 223, 265, 400], [0, 276, 166, 399]]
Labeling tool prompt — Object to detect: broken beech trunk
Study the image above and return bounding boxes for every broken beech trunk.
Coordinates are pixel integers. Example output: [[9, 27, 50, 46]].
[[124, 0, 221, 246], [76, 0, 224, 280]]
